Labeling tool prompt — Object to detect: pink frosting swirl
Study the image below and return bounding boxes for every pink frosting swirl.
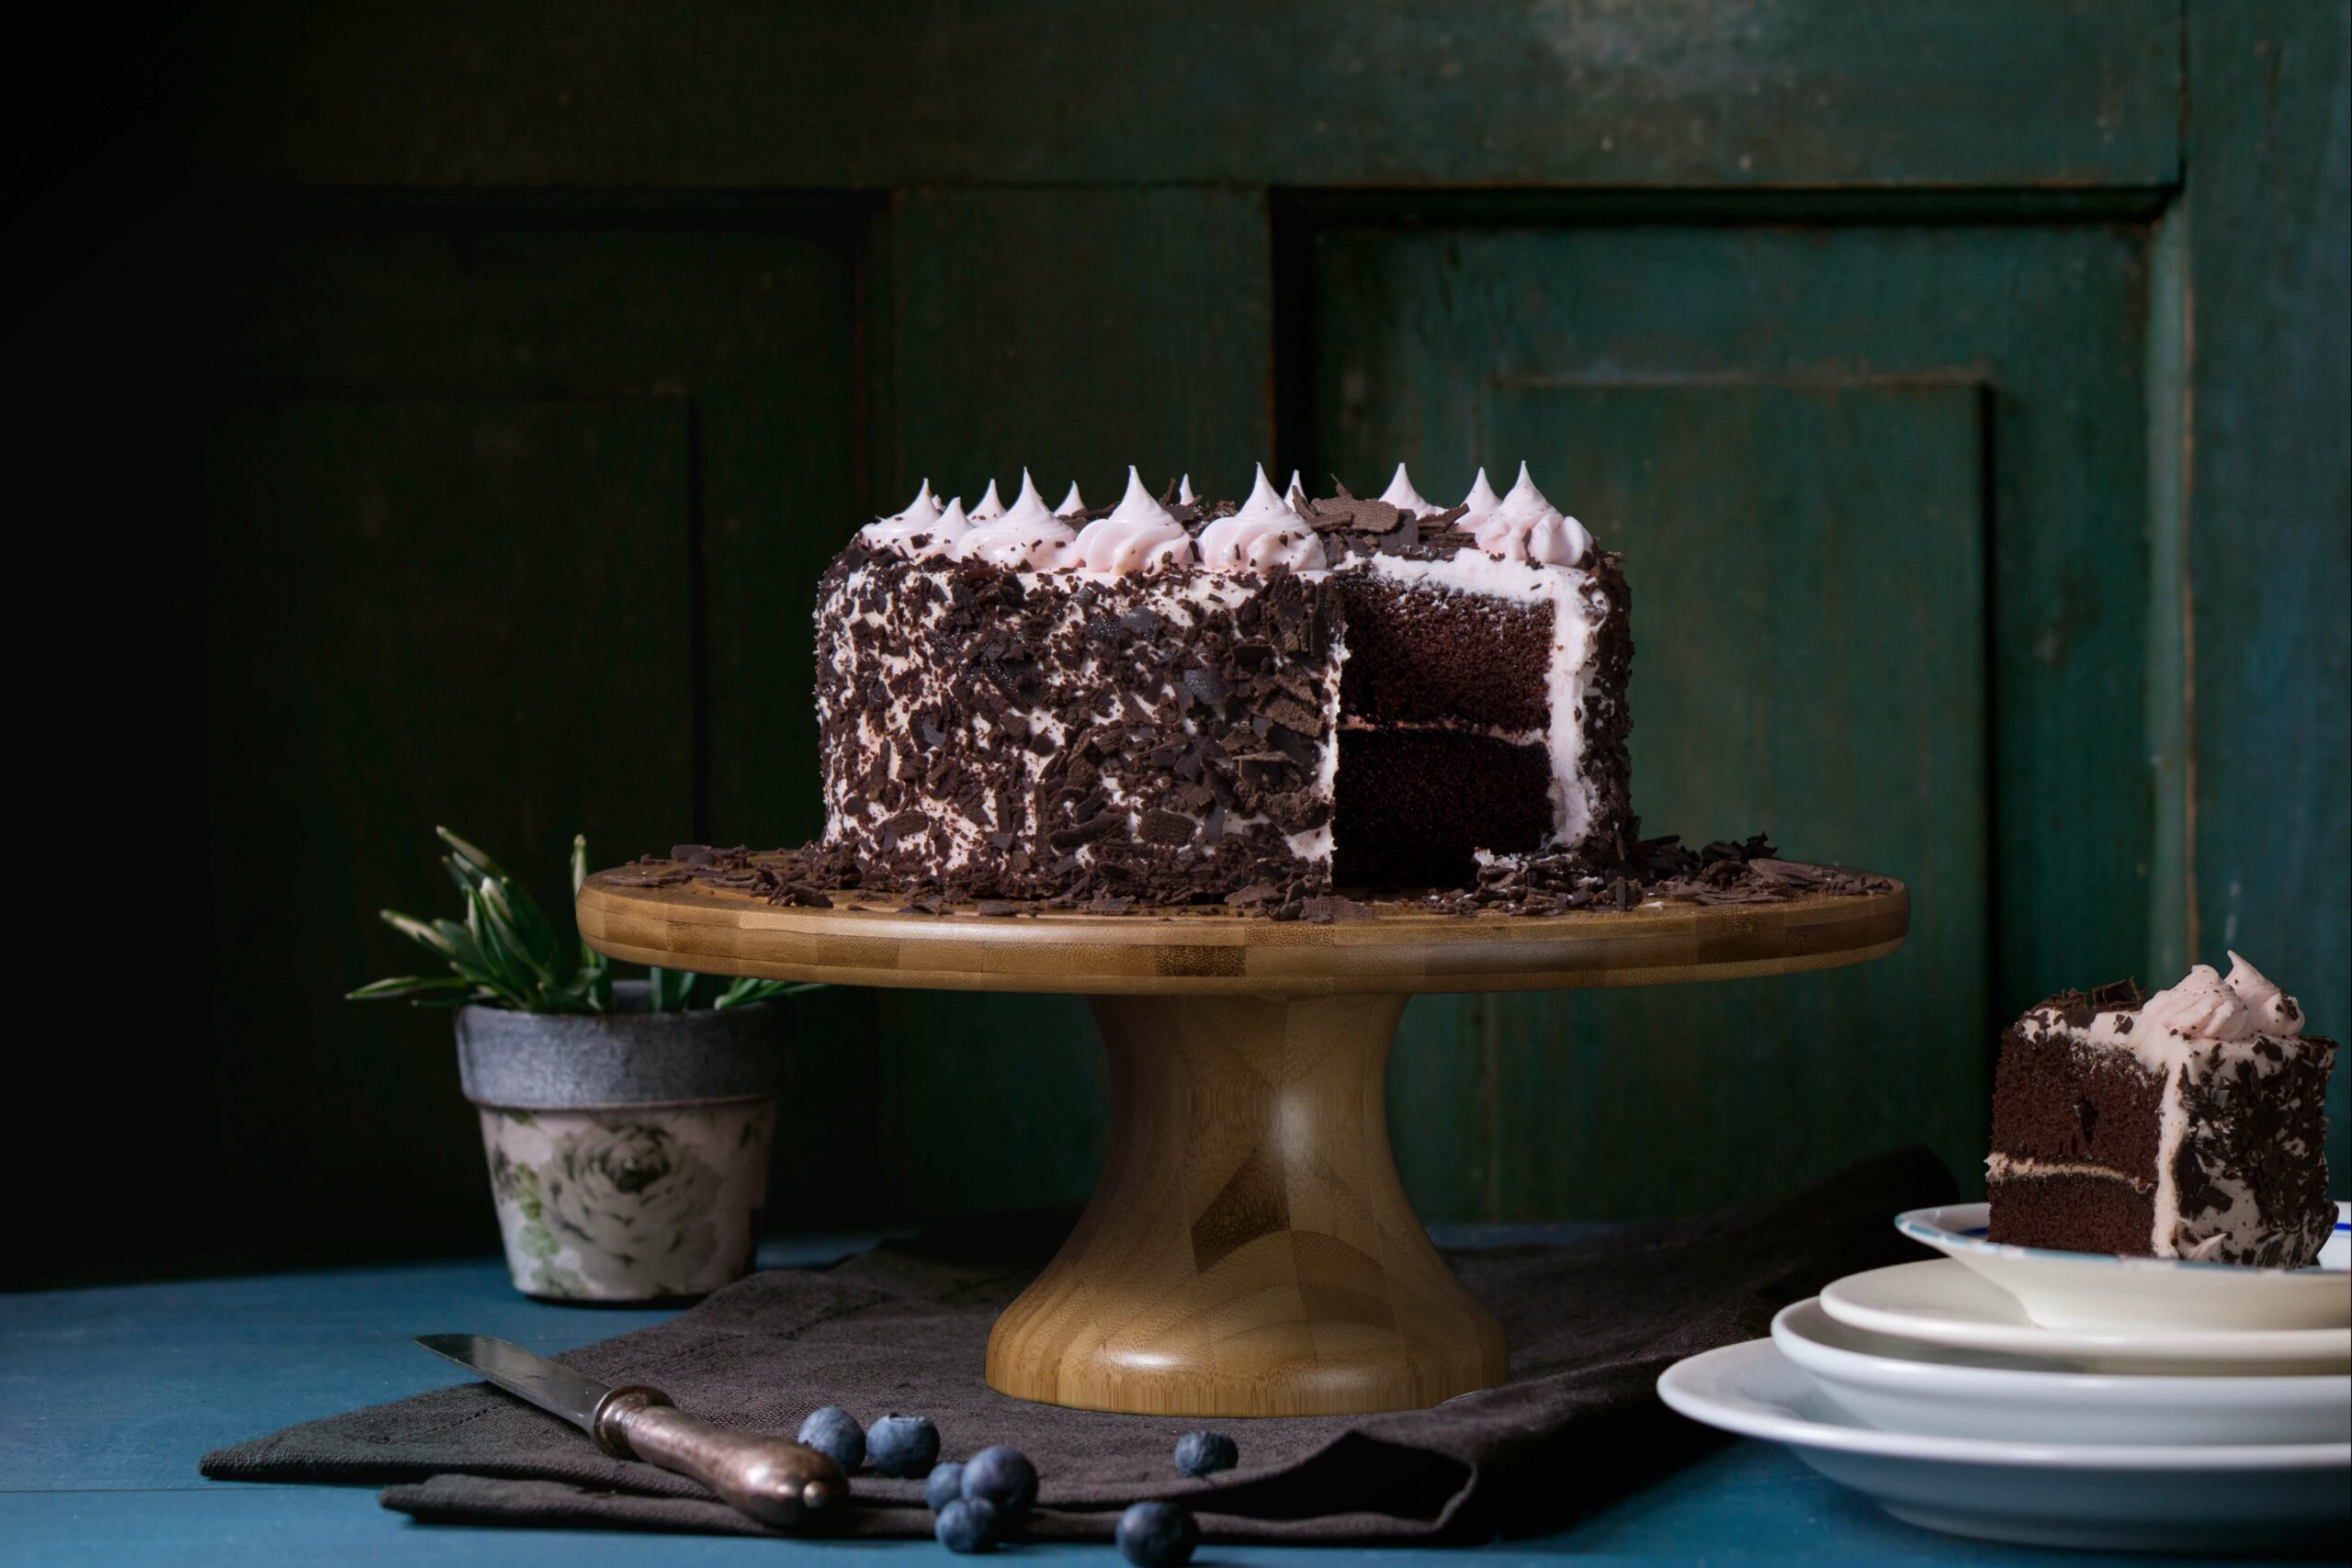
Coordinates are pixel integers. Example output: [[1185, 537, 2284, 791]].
[[1073, 467, 1195, 573], [2222, 952, 2304, 1035], [952, 471, 1077, 570], [2138, 964, 2257, 1042], [1468, 462, 1593, 568], [2135, 953, 2308, 1041], [1198, 464, 1322, 574], [861, 479, 967, 559]]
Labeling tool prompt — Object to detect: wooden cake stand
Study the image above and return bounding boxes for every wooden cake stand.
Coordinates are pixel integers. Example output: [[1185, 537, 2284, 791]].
[[578, 869, 1907, 1418]]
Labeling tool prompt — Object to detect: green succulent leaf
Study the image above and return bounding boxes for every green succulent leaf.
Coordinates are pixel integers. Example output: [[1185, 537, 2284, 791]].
[[713, 976, 828, 1009], [435, 826, 513, 885], [380, 909, 457, 960], [347, 975, 479, 1003], [356, 828, 748, 1014], [648, 966, 698, 1011]]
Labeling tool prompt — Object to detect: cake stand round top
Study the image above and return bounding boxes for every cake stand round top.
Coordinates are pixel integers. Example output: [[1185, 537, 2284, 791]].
[[576, 866, 1907, 996]]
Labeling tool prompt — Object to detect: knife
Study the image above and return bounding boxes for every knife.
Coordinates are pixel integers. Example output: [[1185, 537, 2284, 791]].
[[417, 1333, 846, 1529]]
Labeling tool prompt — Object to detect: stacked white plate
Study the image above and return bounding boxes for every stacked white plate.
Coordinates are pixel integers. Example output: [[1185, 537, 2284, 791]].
[[1659, 1201, 2352, 1552]]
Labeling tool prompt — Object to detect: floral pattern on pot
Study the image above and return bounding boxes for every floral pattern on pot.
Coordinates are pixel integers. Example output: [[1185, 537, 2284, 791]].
[[479, 1100, 775, 1301]]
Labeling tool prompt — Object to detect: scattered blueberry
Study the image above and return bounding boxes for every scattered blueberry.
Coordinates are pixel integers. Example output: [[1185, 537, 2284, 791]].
[[958, 1444, 1039, 1521], [924, 1461, 966, 1513], [1172, 1430, 1238, 1478], [867, 1414, 941, 1477], [935, 1496, 1001, 1553], [1116, 1500, 1200, 1567], [796, 1405, 865, 1472]]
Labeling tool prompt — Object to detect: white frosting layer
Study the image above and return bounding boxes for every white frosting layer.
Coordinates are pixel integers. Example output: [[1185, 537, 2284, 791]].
[[953, 471, 1077, 570], [967, 479, 1006, 523], [1055, 481, 1086, 516], [1985, 1154, 2154, 1193], [1196, 464, 1322, 574], [1073, 467, 1194, 573]]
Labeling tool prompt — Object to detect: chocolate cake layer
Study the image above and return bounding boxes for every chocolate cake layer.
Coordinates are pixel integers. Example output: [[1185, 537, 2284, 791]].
[[1989, 1027, 2166, 1181], [1985, 1170, 2157, 1257], [1333, 576, 1552, 731], [1330, 729, 1554, 887]]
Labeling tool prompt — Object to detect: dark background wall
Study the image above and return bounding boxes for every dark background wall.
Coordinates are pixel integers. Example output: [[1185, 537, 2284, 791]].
[[10, 2, 2346, 1286]]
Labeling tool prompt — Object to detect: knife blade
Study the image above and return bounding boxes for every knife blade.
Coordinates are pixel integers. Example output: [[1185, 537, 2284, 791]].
[[417, 1333, 845, 1529]]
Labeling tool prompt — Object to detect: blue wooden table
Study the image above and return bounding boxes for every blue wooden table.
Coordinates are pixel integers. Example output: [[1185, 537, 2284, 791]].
[[0, 1235, 2284, 1568]]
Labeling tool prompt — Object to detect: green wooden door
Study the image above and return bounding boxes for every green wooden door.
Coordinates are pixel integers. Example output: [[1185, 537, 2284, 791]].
[[52, 1, 2333, 1272], [1313, 217, 2149, 1213]]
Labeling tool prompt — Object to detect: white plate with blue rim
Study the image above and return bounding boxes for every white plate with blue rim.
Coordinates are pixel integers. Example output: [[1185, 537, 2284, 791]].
[[1771, 1298, 2352, 1445], [1891, 1200, 2350, 1332], [1657, 1336, 2351, 1553]]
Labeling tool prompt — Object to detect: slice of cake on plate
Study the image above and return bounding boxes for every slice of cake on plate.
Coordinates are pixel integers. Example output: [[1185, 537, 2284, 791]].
[[1988, 954, 2337, 1267]]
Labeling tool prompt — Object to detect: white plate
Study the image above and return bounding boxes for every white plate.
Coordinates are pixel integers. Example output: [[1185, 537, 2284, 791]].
[[1772, 1298, 2352, 1445], [1896, 1200, 2351, 1331], [1657, 1337, 2350, 1552], [1822, 1259, 2352, 1373]]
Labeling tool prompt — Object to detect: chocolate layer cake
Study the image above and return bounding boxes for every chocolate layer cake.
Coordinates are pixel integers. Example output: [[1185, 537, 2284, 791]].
[[815, 463, 1633, 902], [1988, 954, 2337, 1267]]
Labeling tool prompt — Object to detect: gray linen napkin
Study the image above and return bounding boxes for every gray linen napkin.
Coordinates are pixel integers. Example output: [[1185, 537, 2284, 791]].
[[201, 1146, 1952, 1541]]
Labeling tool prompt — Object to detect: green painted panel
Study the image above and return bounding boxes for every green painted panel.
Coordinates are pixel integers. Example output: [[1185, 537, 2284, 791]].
[[876, 187, 1276, 509], [872, 187, 1276, 1219], [1480, 382, 1986, 1217], [2184, 2, 2352, 1177], [203, 399, 695, 1252], [197, 1, 2179, 190], [211, 220, 861, 863], [196, 220, 874, 1258], [1318, 219, 2153, 1215]]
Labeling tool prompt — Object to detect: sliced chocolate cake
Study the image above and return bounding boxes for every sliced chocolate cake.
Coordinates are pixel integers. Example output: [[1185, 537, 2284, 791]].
[[814, 462, 1633, 902], [1988, 954, 2337, 1267]]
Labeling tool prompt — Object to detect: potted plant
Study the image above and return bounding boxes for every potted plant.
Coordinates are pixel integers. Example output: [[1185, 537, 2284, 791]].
[[353, 829, 817, 1302]]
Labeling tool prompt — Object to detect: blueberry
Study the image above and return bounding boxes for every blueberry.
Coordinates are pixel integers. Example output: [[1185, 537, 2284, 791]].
[[1116, 1500, 1199, 1567], [796, 1405, 865, 1472], [958, 1444, 1038, 1521], [867, 1414, 940, 1477], [935, 1496, 1001, 1553], [924, 1461, 966, 1513], [1172, 1430, 1238, 1478]]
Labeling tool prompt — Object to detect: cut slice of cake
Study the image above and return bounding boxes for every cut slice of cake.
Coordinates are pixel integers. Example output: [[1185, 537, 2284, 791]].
[[1987, 954, 2338, 1267]]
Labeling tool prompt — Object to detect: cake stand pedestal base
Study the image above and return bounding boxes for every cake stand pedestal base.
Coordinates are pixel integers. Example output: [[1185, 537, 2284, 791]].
[[985, 993, 1507, 1416], [576, 864, 1907, 1417]]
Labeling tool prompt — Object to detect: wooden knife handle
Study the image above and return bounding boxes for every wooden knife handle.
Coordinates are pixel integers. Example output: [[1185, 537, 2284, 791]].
[[592, 1386, 846, 1530]]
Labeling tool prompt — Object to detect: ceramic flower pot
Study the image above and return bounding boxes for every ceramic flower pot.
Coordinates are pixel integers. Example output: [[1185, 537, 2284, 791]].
[[454, 981, 785, 1302]]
